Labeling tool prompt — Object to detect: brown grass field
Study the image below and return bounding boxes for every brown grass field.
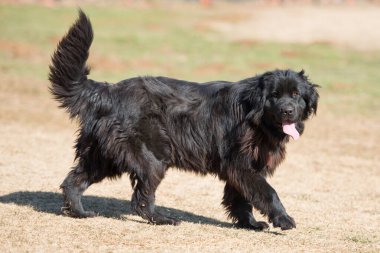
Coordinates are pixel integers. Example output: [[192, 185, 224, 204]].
[[0, 2, 379, 252]]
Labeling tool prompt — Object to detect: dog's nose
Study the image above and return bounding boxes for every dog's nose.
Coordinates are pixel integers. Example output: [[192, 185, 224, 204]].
[[281, 107, 294, 116]]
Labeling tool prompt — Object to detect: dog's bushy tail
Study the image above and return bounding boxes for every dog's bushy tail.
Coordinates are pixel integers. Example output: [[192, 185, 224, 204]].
[[48, 10, 94, 118]]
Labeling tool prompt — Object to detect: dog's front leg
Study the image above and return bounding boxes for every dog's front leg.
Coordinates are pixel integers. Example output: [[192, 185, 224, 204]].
[[229, 172, 296, 230]]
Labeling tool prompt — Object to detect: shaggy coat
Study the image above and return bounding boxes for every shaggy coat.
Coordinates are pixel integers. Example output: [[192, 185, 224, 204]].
[[49, 11, 319, 230]]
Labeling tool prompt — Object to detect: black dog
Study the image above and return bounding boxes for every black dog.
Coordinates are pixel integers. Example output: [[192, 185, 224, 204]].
[[49, 11, 319, 230]]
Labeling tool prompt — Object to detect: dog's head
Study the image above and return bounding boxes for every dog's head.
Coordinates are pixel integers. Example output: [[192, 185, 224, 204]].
[[243, 69, 319, 140]]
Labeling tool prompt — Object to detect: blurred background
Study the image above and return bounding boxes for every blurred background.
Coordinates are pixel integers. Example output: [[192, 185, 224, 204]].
[[0, 1, 379, 252], [1, 0, 380, 117]]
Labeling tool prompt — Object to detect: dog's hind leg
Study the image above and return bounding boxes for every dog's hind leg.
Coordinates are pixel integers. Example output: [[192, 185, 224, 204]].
[[222, 183, 269, 231], [132, 184, 180, 225], [60, 166, 95, 218], [130, 155, 180, 225], [131, 173, 180, 225]]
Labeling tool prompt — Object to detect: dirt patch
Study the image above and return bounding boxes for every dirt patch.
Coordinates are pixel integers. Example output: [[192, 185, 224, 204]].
[[195, 62, 227, 76], [89, 53, 130, 72], [0, 38, 42, 58], [207, 6, 380, 51]]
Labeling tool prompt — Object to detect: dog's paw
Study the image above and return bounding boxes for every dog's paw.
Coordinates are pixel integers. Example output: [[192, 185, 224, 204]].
[[80, 210, 97, 218], [250, 221, 270, 231], [271, 214, 296, 230], [61, 207, 96, 218], [149, 214, 181, 226], [236, 221, 269, 231]]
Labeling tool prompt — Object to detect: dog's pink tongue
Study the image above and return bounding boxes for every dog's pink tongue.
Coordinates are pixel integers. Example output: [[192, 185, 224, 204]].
[[282, 123, 300, 140]]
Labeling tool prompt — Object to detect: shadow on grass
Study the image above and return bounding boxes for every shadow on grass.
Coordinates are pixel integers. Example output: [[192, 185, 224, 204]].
[[0, 191, 232, 228]]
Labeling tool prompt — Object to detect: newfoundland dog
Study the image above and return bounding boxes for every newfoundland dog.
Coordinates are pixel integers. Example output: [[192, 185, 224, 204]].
[[49, 11, 319, 231]]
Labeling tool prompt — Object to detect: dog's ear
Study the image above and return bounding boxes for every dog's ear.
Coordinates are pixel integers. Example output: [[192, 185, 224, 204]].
[[240, 73, 271, 125], [298, 69, 306, 79], [299, 70, 319, 117], [305, 81, 320, 117]]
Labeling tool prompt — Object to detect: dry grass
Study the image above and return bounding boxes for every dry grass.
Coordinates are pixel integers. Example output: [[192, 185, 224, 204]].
[[0, 2, 379, 252], [1, 104, 379, 252]]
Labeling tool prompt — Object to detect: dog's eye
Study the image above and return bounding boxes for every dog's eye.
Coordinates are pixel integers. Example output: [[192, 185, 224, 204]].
[[272, 92, 279, 98], [292, 91, 299, 97]]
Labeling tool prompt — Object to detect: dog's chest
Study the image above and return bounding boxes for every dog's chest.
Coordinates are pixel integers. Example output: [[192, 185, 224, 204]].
[[251, 144, 286, 175]]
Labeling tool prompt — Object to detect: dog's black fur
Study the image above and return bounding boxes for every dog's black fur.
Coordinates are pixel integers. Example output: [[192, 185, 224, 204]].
[[49, 11, 319, 230]]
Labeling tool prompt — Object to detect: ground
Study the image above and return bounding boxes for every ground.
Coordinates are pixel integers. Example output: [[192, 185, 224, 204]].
[[0, 2, 379, 252]]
